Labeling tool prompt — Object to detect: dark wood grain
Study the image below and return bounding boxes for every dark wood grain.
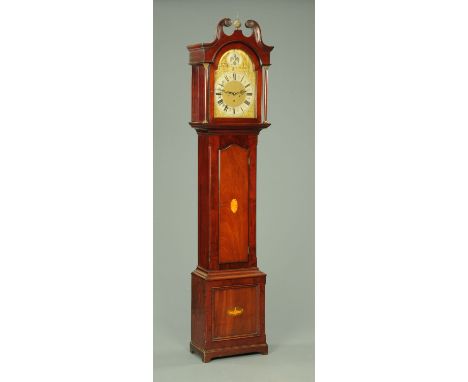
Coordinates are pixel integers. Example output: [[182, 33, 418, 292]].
[[191, 274, 205, 347], [197, 134, 209, 269], [213, 284, 259, 340]]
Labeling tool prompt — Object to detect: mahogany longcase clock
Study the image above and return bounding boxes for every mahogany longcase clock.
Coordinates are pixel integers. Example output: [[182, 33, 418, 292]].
[[188, 18, 273, 362]]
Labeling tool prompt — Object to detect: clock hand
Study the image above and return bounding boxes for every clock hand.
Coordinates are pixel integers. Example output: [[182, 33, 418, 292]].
[[219, 89, 242, 96], [219, 89, 236, 96]]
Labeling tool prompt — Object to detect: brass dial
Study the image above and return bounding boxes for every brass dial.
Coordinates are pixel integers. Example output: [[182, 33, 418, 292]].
[[215, 72, 254, 116], [214, 49, 256, 118]]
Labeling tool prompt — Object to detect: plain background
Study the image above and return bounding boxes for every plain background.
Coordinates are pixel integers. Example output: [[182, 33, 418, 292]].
[[154, 0, 314, 380], [316, 1, 468, 380], [2, 1, 468, 381]]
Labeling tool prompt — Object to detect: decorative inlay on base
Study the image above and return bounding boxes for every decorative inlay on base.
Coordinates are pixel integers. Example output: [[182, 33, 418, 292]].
[[227, 306, 243, 316]]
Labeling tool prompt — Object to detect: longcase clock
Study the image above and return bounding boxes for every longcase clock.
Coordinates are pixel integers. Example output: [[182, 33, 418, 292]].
[[187, 18, 273, 363]]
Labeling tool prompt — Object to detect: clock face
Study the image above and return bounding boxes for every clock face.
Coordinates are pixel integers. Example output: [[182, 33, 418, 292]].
[[214, 49, 256, 119], [214, 72, 254, 116]]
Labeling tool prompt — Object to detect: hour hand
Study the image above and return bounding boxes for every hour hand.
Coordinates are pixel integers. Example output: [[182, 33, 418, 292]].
[[218, 89, 234, 95]]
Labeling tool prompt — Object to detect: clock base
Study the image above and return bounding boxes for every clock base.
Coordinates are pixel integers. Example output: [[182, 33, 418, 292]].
[[191, 267, 268, 362], [190, 341, 268, 363]]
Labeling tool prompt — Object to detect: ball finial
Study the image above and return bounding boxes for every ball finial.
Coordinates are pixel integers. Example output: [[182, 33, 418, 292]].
[[232, 18, 241, 29]]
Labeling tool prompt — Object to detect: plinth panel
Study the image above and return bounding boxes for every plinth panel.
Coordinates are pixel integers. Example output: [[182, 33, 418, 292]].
[[212, 284, 259, 340]]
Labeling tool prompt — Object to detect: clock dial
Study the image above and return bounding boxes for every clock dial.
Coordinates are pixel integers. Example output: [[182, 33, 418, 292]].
[[214, 49, 256, 118], [214, 72, 254, 116]]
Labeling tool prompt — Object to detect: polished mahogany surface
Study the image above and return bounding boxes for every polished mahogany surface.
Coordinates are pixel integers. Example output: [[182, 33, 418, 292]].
[[219, 144, 249, 264], [190, 269, 267, 363], [213, 284, 259, 340], [188, 18, 272, 363], [196, 134, 258, 271]]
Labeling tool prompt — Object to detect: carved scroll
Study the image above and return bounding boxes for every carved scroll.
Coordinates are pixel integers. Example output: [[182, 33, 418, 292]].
[[216, 18, 232, 39], [245, 20, 262, 43]]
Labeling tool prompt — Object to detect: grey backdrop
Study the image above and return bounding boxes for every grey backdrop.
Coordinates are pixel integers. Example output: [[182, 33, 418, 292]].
[[154, 0, 314, 380]]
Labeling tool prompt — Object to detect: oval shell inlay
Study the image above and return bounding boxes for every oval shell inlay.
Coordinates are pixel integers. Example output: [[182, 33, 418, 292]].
[[230, 198, 238, 213]]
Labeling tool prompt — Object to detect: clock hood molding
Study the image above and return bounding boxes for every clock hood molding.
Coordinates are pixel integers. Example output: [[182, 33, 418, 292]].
[[187, 18, 273, 66]]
